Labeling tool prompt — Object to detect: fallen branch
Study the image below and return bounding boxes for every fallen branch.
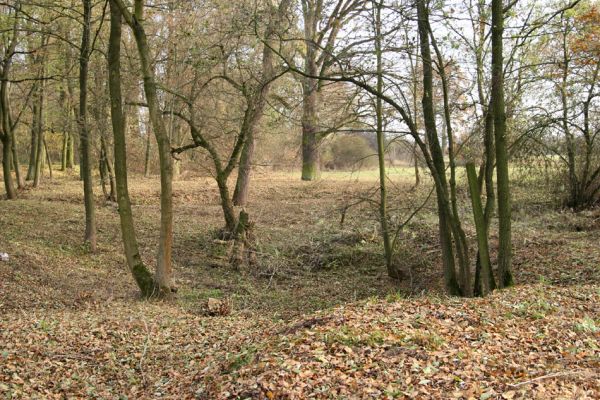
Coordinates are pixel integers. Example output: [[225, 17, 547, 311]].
[[508, 369, 592, 388]]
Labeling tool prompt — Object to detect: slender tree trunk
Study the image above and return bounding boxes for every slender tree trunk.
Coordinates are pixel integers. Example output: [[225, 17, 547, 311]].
[[114, 0, 174, 296], [233, 0, 290, 205], [26, 117, 37, 180], [44, 137, 53, 178], [0, 4, 19, 199], [108, 0, 155, 297], [32, 93, 44, 188], [372, 0, 395, 278], [429, 26, 472, 296], [144, 128, 151, 177], [78, 0, 97, 252], [467, 162, 491, 296], [11, 134, 24, 189], [1, 90, 16, 198], [233, 105, 257, 206], [417, 0, 464, 296], [61, 132, 68, 171], [217, 172, 237, 234], [560, 18, 578, 207], [413, 143, 420, 187], [474, 104, 497, 295], [491, 0, 513, 288], [1, 138, 16, 199]]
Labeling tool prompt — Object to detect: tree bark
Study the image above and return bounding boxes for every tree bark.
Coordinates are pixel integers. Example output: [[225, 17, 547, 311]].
[[11, 133, 24, 189], [417, 0, 465, 296], [32, 85, 44, 188], [467, 162, 491, 296], [44, 137, 53, 178], [108, 0, 156, 297], [301, 78, 320, 181], [491, 0, 513, 288], [233, 0, 291, 204], [0, 3, 19, 199], [26, 117, 37, 181], [1, 138, 15, 199], [113, 0, 174, 297], [372, 0, 396, 278], [78, 0, 97, 252], [300, 2, 320, 181]]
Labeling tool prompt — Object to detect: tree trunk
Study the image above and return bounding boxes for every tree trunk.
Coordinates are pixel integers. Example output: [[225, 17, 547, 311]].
[[44, 137, 53, 178], [233, 119, 255, 206], [300, 4, 320, 181], [233, 0, 290, 205], [32, 93, 44, 188], [217, 173, 237, 234], [467, 162, 491, 296], [144, 127, 151, 177], [67, 133, 74, 169], [108, 0, 156, 297], [301, 81, 319, 181], [61, 132, 68, 171], [429, 24, 472, 296], [78, 0, 97, 252], [373, 0, 396, 278], [413, 143, 420, 187], [491, 0, 513, 288], [114, 0, 174, 297], [26, 117, 37, 180], [417, 0, 465, 296], [11, 134, 24, 189], [0, 6, 19, 199], [1, 137, 16, 199]]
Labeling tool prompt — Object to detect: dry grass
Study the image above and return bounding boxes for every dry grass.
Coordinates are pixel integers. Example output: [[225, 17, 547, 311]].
[[1, 167, 599, 316]]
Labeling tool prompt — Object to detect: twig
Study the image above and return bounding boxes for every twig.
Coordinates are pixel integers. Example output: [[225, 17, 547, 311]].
[[49, 353, 95, 361], [508, 369, 591, 388], [139, 321, 151, 387]]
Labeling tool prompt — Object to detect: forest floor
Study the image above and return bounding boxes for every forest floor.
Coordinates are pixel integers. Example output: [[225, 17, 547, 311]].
[[0, 168, 599, 399]]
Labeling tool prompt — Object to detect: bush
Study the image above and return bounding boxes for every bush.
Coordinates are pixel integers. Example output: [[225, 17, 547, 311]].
[[323, 135, 377, 170]]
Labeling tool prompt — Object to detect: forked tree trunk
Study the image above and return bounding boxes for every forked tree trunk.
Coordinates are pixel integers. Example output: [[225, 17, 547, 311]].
[[113, 0, 174, 297], [417, 0, 467, 296], [108, 0, 156, 297], [467, 162, 491, 296], [233, 0, 291, 205]]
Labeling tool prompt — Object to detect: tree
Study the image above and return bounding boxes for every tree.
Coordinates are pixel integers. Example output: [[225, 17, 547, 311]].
[[0, 1, 20, 199], [232, 0, 292, 206], [107, 0, 156, 297], [371, 0, 395, 278], [77, 0, 97, 251], [491, 0, 514, 288], [299, 0, 364, 181], [112, 0, 175, 297]]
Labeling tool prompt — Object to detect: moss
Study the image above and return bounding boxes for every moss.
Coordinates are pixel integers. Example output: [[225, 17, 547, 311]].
[[301, 162, 318, 181], [132, 262, 156, 298]]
